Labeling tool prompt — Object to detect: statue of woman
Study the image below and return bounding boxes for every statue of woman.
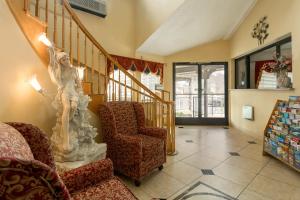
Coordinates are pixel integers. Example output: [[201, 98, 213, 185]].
[[47, 43, 105, 164], [48, 45, 82, 153]]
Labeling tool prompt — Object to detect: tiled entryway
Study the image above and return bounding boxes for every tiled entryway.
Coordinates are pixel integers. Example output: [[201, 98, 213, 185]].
[[118, 126, 300, 200]]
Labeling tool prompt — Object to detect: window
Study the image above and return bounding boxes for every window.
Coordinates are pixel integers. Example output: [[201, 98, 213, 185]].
[[108, 69, 132, 100], [235, 36, 292, 89], [141, 73, 160, 91]]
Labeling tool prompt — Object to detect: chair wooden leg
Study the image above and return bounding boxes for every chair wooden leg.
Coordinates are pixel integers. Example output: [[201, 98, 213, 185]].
[[158, 165, 164, 171], [134, 180, 141, 187]]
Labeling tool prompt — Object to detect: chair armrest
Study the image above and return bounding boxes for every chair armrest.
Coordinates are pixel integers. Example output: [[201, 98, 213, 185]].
[[0, 158, 70, 200], [112, 134, 143, 165], [60, 159, 113, 194], [5, 122, 56, 169], [139, 127, 167, 141]]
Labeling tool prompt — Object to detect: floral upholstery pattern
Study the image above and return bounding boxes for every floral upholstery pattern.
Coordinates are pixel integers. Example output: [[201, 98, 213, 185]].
[[99, 101, 167, 181], [0, 158, 71, 200], [61, 159, 113, 194], [108, 102, 138, 135], [0, 122, 34, 161], [138, 134, 164, 162], [72, 177, 137, 200], [0, 122, 137, 200], [6, 122, 56, 169]]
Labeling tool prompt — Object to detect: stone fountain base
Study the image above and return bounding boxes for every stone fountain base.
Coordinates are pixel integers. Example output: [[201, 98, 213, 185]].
[[55, 143, 107, 173]]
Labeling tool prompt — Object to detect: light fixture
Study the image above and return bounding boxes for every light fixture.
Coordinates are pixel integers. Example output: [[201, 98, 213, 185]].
[[28, 74, 43, 93], [38, 33, 52, 47], [77, 66, 85, 81]]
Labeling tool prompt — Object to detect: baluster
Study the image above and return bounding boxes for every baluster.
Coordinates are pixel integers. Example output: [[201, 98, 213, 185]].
[[157, 102, 160, 127], [118, 70, 121, 101], [77, 26, 80, 65], [124, 74, 127, 100], [45, 0, 48, 33], [131, 79, 133, 101], [69, 16, 73, 63], [162, 102, 165, 126], [24, 0, 29, 12], [148, 98, 151, 126], [104, 55, 108, 101], [92, 45, 94, 94], [35, 0, 39, 17], [167, 104, 171, 152], [98, 53, 101, 94], [153, 99, 157, 126], [62, 4, 65, 49], [84, 36, 87, 81], [98, 73, 100, 95], [143, 95, 146, 123], [112, 65, 116, 101], [53, 0, 57, 44]]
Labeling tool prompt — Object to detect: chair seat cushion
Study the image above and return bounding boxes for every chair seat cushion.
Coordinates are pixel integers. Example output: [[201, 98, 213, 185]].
[[137, 134, 164, 162], [71, 177, 137, 200], [0, 122, 34, 160]]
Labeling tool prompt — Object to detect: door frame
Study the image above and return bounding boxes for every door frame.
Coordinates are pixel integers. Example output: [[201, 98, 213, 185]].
[[173, 62, 229, 125]]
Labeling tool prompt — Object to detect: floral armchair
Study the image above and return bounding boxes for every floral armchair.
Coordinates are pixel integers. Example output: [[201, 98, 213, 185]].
[[0, 122, 137, 200], [99, 102, 167, 186]]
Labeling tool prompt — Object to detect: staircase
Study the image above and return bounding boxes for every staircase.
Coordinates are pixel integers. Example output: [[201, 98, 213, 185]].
[[6, 0, 176, 155]]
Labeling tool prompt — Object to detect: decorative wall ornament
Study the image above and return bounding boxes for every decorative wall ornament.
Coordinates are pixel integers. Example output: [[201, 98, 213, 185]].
[[251, 16, 269, 45], [47, 44, 106, 163]]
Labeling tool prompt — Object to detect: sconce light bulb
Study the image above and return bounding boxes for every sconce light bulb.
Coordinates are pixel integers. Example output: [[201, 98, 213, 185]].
[[38, 33, 52, 47], [77, 66, 85, 81], [28, 75, 43, 93]]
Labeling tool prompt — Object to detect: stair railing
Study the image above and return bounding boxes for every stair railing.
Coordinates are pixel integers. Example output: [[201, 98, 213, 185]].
[[22, 0, 176, 154]]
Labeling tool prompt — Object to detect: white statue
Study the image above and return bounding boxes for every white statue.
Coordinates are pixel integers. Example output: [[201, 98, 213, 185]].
[[48, 45, 105, 163]]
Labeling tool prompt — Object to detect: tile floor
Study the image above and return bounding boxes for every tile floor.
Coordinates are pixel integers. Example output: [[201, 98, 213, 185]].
[[118, 126, 300, 200]]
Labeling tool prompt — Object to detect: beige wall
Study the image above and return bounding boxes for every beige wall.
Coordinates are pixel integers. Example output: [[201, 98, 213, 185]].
[[135, 0, 184, 48], [75, 0, 136, 57], [0, 0, 56, 133], [229, 0, 300, 139], [164, 40, 231, 93]]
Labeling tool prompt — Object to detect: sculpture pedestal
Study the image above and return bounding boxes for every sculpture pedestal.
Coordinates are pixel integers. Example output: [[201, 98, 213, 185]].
[[55, 143, 107, 173]]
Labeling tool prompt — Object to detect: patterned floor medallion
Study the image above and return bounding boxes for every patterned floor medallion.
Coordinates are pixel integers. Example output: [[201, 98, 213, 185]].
[[172, 181, 237, 200]]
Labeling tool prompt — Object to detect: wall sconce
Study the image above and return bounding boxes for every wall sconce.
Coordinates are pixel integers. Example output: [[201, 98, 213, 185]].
[[77, 66, 85, 81], [28, 74, 43, 94], [38, 33, 52, 47]]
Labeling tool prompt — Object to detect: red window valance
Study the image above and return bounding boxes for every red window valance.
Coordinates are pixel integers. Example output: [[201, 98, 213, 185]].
[[107, 54, 164, 83], [255, 60, 275, 86]]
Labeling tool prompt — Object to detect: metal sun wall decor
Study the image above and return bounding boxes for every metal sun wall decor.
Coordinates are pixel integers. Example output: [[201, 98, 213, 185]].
[[251, 16, 269, 45]]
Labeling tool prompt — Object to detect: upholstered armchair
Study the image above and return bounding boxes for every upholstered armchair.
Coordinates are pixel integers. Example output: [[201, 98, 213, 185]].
[[99, 102, 167, 186], [0, 122, 137, 200]]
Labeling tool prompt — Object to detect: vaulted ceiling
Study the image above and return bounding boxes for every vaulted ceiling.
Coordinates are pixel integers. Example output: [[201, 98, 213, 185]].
[[137, 0, 257, 56]]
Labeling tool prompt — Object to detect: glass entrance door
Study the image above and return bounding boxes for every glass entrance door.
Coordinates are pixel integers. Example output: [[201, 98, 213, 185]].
[[174, 62, 228, 125], [175, 64, 199, 118]]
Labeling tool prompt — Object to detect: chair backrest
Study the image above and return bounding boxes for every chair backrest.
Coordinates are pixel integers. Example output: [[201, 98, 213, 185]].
[[0, 122, 34, 160], [0, 122, 71, 200], [106, 102, 139, 135]]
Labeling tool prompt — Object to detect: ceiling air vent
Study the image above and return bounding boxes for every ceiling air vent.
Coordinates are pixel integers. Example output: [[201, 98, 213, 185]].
[[69, 0, 107, 18]]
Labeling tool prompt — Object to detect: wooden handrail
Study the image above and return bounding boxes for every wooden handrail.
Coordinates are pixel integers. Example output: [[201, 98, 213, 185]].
[[61, 0, 169, 105]]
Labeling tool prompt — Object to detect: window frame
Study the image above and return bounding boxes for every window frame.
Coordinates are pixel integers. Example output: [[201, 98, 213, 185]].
[[234, 36, 292, 89]]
